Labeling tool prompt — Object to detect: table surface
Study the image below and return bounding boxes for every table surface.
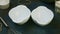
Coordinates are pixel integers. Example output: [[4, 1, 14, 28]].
[[0, 0, 60, 34]]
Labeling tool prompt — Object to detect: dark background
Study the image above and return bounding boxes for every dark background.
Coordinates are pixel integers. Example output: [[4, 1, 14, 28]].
[[0, 0, 60, 34]]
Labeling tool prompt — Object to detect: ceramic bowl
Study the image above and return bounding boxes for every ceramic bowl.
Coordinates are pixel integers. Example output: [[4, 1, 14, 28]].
[[0, 0, 10, 9], [8, 5, 31, 25], [31, 6, 54, 26]]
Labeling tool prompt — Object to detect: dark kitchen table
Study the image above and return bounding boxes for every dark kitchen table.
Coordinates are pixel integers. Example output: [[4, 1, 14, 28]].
[[0, 0, 60, 34]]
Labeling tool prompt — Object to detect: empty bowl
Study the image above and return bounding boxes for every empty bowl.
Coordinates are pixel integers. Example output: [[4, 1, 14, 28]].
[[31, 6, 54, 26], [0, 0, 10, 9], [8, 5, 31, 25], [56, 1, 60, 8], [55, 1, 60, 13]]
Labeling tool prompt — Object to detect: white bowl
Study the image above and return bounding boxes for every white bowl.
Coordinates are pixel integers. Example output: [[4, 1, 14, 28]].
[[31, 6, 54, 26], [55, 1, 60, 13], [56, 1, 60, 8], [8, 5, 31, 25], [0, 0, 10, 9]]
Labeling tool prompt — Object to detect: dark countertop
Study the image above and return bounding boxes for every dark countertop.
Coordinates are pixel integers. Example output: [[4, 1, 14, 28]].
[[0, 0, 60, 34]]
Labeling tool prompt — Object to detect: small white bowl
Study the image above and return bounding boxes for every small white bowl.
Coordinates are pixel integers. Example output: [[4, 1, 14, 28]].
[[31, 6, 54, 26], [56, 1, 60, 8], [0, 0, 10, 9], [8, 5, 31, 25], [55, 1, 60, 13]]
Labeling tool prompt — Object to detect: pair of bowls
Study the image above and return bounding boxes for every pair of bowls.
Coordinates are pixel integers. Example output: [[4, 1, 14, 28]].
[[9, 5, 54, 26]]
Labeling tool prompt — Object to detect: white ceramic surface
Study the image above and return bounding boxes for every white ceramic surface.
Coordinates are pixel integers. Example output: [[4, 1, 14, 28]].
[[9, 5, 31, 25], [56, 1, 60, 8], [55, 1, 60, 13], [31, 6, 54, 26], [0, 0, 10, 9]]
